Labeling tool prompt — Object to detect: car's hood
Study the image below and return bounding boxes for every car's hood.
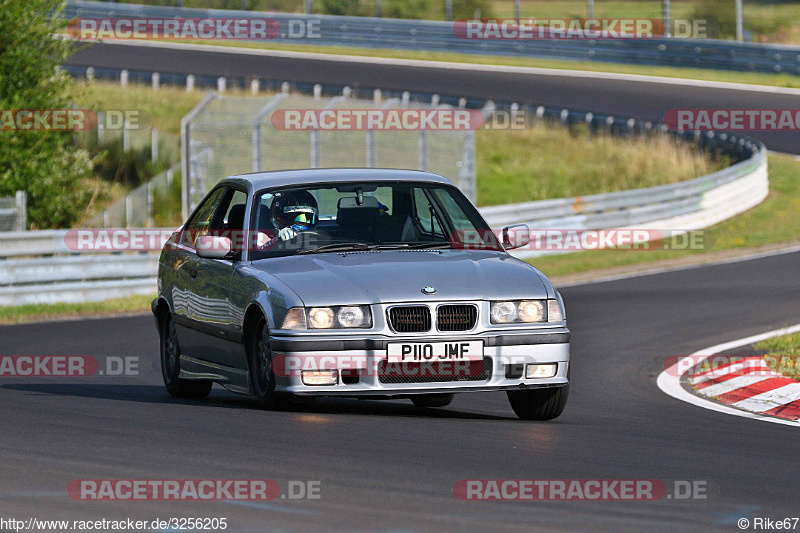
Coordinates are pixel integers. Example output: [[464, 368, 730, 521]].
[[250, 250, 551, 306]]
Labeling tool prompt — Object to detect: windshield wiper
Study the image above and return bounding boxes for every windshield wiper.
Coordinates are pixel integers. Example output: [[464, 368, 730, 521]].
[[297, 242, 371, 255], [403, 241, 454, 249]]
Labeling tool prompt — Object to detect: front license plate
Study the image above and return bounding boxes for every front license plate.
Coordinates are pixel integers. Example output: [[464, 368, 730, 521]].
[[387, 341, 484, 363]]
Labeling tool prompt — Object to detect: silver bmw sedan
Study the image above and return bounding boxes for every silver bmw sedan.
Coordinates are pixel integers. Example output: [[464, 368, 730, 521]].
[[153, 168, 570, 420]]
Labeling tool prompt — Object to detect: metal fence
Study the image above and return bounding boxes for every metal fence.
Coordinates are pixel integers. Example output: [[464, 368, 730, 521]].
[[0, 192, 27, 232], [181, 88, 477, 218], [64, 0, 800, 76], [85, 165, 179, 228]]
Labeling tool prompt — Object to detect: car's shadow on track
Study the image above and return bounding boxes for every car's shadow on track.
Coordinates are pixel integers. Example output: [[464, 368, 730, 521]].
[[0, 383, 518, 421]]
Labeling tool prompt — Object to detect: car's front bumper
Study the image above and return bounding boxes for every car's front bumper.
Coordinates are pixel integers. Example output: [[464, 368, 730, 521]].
[[269, 329, 570, 397]]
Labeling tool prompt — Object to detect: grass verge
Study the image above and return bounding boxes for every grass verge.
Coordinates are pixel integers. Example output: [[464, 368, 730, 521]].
[[754, 332, 800, 380], [530, 152, 800, 279], [0, 294, 155, 325]]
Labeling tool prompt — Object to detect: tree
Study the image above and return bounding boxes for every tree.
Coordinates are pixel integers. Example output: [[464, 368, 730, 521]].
[[0, 0, 95, 228]]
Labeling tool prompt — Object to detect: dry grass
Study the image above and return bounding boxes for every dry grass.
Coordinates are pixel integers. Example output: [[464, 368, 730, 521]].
[[477, 123, 725, 205]]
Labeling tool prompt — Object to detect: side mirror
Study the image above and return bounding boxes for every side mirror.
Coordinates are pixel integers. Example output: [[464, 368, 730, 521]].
[[195, 235, 233, 259], [501, 224, 530, 250]]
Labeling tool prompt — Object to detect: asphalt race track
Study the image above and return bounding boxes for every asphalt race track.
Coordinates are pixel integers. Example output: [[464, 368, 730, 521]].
[[2, 250, 799, 531], [66, 42, 800, 154]]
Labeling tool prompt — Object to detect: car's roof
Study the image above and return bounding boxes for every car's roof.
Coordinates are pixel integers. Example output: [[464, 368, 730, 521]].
[[220, 168, 455, 191]]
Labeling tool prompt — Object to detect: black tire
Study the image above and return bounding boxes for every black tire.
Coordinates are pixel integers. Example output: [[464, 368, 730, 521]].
[[411, 393, 455, 408], [160, 312, 213, 399], [248, 316, 287, 410], [507, 385, 569, 420]]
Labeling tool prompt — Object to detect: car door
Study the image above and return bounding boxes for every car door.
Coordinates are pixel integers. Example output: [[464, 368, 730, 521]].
[[171, 186, 227, 354], [179, 187, 249, 368]]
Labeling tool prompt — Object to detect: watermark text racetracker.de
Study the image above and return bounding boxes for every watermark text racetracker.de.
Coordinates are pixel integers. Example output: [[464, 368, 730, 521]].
[[0, 109, 149, 132], [0, 517, 228, 532], [0, 356, 139, 377], [665, 109, 800, 131], [453, 479, 708, 501], [453, 18, 708, 40], [62, 228, 711, 253], [67, 17, 321, 40], [68, 479, 321, 501]]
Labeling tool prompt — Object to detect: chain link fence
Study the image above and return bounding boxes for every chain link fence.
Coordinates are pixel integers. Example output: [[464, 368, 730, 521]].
[[181, 86, 477, 218], [85, 166, 180, 228]]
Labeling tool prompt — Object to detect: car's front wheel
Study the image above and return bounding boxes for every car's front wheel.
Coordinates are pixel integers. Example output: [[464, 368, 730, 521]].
[[506, 384, 568, 420], [411, 393, 455, 408], [248, 316, 286, 409], [160, 312, 213, 399]]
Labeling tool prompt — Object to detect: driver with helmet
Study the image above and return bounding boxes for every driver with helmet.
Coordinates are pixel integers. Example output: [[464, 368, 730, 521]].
[[257, 190, 319, 249]]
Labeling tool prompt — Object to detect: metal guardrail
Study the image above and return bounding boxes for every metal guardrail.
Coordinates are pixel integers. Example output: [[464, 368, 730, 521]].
[[63, 0, 800, 76]]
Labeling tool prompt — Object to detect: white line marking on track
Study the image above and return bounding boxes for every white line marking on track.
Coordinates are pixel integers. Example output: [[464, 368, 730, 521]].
[[733, 383, 800, 413], [657, 323, 800, 427]]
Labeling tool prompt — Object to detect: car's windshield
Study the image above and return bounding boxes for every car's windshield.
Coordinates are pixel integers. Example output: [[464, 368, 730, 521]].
[[248, 181, 501, 259]]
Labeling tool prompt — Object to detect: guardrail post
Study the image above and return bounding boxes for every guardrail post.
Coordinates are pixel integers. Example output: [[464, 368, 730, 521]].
[[313, 84, 322, 100], [186, 74, 195, 92], [281, 82, 290, 95], [373, 89, 382, 103], [401, 91, 410, 107], [217, 77, 227, 93], [15, 191, 26, 231], [251, 79, 260, 94], [459, 97, 467, 109], [86, 67, 95, 81], [152, 72, 160, 91], [120, 69, 129, 87], [663, 0, 671, 38], [342, 86, 351, 98], [445, 0, 452, 21], [103, 210, 109, 228]]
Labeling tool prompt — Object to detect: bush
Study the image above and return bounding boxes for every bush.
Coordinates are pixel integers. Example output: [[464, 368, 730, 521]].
[[691, 0, 736, 39], [0, 0, 99, 229], [320, 0, 365, 16]]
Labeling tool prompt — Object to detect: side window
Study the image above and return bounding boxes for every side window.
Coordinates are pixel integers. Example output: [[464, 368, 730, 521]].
[[180, 187, 227, 248], [222, 190, 248, 229], [412, 187, 445, 238]]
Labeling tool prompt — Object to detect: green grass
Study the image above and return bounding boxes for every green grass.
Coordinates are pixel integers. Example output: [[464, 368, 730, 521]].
[[527, 152, 800, 278], [754, 332, 800, 379], [0, 294, 155, 324], [70, 81, 207, 136]]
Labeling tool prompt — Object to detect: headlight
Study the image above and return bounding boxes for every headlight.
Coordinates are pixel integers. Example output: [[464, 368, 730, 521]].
[[308, 307, 335, 329], [281, 306, 372, 329], [490, 301, 517, 324], [518, 300, 545, 322], [490, 300, 562, 324]]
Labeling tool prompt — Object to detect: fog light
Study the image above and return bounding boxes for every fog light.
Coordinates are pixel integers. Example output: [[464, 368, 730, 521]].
[[526, 363, 557, 379], [302, 370, 338, 386]]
